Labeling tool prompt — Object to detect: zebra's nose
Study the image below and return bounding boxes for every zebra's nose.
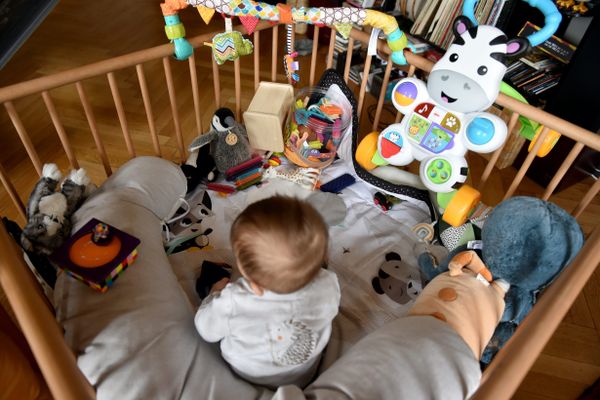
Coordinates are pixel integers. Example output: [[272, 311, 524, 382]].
[[441, 75, 449, 81], [464, 82, 471, 90]]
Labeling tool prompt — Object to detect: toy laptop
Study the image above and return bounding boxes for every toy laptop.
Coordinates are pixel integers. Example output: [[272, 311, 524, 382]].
[[51, 218, 140, 292]]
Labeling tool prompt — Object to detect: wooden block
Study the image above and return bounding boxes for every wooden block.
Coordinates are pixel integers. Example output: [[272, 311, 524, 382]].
[[243, 81, 294, 152]]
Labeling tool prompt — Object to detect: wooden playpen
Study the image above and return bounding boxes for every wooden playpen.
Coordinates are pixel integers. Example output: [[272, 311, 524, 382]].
[[0, 21, 599, 400]]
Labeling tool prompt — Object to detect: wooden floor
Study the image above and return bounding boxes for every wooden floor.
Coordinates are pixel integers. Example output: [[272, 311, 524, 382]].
[[0, 1, 598, 398]]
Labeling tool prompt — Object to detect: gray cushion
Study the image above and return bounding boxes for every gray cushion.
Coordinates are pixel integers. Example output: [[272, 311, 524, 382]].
[[54, 156, 481, 400]]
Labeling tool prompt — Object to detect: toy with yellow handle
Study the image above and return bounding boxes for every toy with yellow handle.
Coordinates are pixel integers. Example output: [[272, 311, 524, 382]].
[[500, 82, 561, 157], [441, 185, 483, 228], [356, 131, 386, 171], [528, 125, 561, 157], [160, 0, 410, 65]]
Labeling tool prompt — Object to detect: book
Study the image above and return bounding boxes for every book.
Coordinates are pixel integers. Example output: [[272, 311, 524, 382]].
[[495, 0, 517, 30], [518, 21, 577, 64], [51, 218, 140, 292], [411, 0, 441, 36], [438, 0, 464, 49]]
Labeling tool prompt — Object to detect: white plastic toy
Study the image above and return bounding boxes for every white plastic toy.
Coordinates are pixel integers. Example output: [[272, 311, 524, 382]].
[[357, 15, 530, 193]]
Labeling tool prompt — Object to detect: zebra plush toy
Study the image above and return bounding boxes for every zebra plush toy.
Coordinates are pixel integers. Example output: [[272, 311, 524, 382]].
[[358, 15, 530, 193]]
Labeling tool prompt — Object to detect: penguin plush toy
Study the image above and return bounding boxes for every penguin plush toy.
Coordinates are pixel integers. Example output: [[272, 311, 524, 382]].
[[182, 108, 252, 192]]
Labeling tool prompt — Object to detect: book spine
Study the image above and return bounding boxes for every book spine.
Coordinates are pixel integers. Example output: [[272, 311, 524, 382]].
[[495, 0, 516, 31]]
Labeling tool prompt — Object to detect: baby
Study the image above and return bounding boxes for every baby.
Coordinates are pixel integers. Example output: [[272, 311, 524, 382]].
[[194, 196, 341, 388]]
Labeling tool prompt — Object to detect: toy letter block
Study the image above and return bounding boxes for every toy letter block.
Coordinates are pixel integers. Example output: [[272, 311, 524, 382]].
[[51, 218, 140, 292], [243, 82, 294, 152]]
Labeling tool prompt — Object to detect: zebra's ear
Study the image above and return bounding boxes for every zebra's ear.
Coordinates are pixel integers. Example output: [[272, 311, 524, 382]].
[[506, 37, 530, 58], [453, 16, 474, 38]]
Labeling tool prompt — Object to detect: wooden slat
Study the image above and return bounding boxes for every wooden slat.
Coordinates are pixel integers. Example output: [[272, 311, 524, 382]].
[[254, 30, 260, 91], [135, 64, 161, 157], [212, 57, 221, 108], [107, 72, 135, 158], [41, 91, 79, 170], [543, 142, 585, 200], [503, 127, 551, 200], [573, 177, 600, 219], [4, 101, 43, 176], [0, 162, 26, 221], [75, 82, 112, 177], [309, 26, 320, 87], [162, 57, 186, 163], [372, 55, 393, 132], [0, 21, 273, 104], [188, 55, 203, 136], [394, 111, 402, 123], [343, 37, 355, 84], [357, 55, 372, 118], [234, 58, 242, 120], [479, 112, 520, 190], [326, 28, 336, 69], [271, 25, 278, 82], [0, 223, 96, 400], [475, 226, 600, 400]]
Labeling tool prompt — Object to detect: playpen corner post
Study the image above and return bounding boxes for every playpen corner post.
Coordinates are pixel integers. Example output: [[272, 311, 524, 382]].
[[474, 225, 600, 400], [0, 223, 96, 400]]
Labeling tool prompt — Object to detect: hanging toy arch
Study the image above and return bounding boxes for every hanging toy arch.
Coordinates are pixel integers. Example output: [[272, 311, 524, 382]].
[[160, 0, 410, 66]]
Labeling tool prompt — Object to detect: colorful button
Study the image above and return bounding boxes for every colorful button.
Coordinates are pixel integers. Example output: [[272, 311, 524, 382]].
[[438, 287, 458, 302], [467, 117, 494, 145], [427, 158, 452, 184], [394, 81, 418, 107]]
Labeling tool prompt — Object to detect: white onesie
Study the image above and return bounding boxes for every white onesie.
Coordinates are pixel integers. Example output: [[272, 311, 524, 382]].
[[195, 269, 340, 388]]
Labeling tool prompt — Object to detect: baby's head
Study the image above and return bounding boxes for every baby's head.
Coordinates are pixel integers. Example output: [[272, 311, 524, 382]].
[[231, 196, 328, 294]]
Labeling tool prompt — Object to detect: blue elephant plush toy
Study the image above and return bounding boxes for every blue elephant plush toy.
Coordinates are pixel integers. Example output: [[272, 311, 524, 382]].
[[418, 196, 584, 365]]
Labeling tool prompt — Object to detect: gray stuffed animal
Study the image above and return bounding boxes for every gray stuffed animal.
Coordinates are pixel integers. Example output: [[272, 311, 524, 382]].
[[188, 108, 252, 175], [21, 164, 91, 255]]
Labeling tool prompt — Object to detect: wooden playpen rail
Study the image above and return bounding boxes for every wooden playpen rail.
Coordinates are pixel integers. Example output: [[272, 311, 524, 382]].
[[0, 22, 599, 400]]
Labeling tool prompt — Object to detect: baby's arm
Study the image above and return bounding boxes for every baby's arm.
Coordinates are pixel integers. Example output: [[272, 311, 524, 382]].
[[194, 284, 233, 343]]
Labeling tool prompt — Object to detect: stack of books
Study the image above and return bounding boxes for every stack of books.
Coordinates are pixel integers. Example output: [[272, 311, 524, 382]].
[[504, 22, 576, 102], [410, 0, 513, 50], [505, 61, 562, 98]]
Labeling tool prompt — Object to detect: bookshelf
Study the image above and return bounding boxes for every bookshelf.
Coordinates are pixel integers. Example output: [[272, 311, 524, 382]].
[[511, 7, 599, 189], [409, 0, 515, 50]]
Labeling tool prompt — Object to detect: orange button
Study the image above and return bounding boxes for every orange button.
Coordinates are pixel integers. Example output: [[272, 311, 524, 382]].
[[438, 287, 457, 302]]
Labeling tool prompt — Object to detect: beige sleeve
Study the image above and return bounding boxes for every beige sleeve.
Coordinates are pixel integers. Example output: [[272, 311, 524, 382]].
[[408, 272, 505, 359]]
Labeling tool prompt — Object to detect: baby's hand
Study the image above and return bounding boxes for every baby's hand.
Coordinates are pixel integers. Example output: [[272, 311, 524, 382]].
[[210, 277, 230, 293]]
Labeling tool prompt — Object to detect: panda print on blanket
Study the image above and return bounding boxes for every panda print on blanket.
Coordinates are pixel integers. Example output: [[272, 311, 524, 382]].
[[372, 252, 423, 305]]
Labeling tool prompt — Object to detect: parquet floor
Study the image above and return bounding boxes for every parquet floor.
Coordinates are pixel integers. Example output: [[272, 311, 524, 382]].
[[0, 1, 598, 398]]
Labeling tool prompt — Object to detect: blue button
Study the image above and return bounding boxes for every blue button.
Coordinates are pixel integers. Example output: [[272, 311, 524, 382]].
[[467, 117, 495, 145]]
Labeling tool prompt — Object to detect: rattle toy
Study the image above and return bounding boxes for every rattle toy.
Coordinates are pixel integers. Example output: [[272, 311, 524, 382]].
[[92, 223, 113, 246], [206, 30, 254, 65], [355, 0, 561, 193]]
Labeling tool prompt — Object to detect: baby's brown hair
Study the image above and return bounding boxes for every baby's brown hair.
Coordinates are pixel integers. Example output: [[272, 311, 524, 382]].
[[230, 196, 328, 294]]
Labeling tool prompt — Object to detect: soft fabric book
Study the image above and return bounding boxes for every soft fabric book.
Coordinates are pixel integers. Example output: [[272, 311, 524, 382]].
[[51, 218, 140, 292]]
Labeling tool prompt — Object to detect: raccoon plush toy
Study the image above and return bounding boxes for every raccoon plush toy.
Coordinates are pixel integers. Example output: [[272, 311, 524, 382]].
[[21, 163, 91, 255]]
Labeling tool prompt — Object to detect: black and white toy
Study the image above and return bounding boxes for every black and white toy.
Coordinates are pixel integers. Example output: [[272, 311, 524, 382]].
[[182, 108, 252, 192]]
